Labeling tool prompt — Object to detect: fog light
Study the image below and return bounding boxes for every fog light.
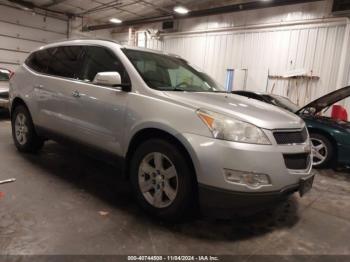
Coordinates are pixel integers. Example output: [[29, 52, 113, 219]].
[[224, 169, 271, 188]]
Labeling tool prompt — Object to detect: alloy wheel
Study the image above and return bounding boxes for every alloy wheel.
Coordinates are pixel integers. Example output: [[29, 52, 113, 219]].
[[311, 138, 328, 166], [138, 152, 178, 208], [14, 113, 28, 146]]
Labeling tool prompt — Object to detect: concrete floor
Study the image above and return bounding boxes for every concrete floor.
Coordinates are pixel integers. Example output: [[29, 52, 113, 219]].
[[0, 110, 350, 256]]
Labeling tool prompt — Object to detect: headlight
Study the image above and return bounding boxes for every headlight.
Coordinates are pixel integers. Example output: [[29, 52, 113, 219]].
[[197, 109, 271, 145]]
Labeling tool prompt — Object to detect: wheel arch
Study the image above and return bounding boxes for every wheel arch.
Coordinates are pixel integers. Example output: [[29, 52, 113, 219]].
[[10, 97, 28, 116], [125, 128, 198, 185]]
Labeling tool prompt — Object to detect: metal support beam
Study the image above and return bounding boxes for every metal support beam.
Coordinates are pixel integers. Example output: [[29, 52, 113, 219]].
[[85, 0, 323, 31], [40, 0, 69, 8]]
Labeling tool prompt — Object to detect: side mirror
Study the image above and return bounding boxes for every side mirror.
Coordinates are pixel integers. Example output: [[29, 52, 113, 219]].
[[92, 72, 131, 91]]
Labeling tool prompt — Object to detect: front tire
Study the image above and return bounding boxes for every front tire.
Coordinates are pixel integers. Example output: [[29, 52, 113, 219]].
[[130, 139, 196, 221], [310, 133, 334, 168], [11, 105, 44, 153]]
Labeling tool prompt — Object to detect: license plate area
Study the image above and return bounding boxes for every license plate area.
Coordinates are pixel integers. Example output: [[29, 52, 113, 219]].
[[299, 175, 314, 197]]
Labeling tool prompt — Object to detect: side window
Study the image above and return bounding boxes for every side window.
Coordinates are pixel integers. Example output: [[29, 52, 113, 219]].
[[25, 48, 54, 73], [47, 46, 84, 79], [81, 46, 129, 84]]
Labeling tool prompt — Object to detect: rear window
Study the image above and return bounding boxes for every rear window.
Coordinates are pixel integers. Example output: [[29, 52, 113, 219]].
[[25, 45, 129, 84], [25, 48, 54, 73]]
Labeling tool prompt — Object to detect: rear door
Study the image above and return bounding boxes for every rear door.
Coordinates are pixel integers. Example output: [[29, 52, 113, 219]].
[[28, 46, 85, 134], [60, 45, 130, 155]]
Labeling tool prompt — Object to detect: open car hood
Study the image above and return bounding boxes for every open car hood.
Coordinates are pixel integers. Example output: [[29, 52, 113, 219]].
[[297, 86, 350, 114]]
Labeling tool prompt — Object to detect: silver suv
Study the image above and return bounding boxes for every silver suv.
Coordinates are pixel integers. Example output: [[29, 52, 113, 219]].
[[9, 39, 314, 220]]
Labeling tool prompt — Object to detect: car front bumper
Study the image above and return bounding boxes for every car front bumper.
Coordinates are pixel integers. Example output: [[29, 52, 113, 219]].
[[197, 177, 315, 217], [181, 133, 314, 214]]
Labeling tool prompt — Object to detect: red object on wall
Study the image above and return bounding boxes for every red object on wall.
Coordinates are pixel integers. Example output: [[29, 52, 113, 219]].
[[331, 105, 348, 121]]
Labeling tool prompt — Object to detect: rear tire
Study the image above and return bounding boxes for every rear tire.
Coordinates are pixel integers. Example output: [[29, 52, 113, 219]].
[[11, 105, 44, 153], [310, 133, 334, 168], [130, 139, 196, 221]]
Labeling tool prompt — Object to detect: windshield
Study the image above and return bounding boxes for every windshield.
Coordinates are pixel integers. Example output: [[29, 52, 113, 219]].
[[263, 94, 300, 113], [122, 48, 225, 92], [0, 69, 10, 81]]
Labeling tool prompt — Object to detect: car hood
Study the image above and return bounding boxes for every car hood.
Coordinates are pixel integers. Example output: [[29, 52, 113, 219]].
[[164, 92, 304, 130], [297, 86, 350, 114]]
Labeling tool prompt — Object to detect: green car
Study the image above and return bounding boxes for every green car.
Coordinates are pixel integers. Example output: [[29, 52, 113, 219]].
[[233, 86, 350, 168]]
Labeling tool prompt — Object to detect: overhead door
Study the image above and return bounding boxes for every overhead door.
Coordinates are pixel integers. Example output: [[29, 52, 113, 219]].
[[0, 4, 67, 72]]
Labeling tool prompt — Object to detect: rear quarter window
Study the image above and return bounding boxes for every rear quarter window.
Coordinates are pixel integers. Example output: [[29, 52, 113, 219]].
[[25, 48, 54, 73]]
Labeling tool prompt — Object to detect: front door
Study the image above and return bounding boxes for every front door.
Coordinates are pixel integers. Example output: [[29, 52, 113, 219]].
[[60, 45, 130, 155]]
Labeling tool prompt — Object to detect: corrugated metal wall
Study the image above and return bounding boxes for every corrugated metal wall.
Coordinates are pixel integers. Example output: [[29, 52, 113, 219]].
[[146, 21, 348, 108], [110, 0, 350, 109], [0, 5, 67, 72]]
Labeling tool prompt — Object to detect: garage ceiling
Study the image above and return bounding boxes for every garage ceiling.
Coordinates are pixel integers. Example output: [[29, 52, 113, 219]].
[[14, 0, 252, 23]]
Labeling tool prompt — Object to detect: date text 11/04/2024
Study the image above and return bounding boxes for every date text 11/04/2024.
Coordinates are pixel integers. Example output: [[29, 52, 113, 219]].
[[127, 256, 220, 261]]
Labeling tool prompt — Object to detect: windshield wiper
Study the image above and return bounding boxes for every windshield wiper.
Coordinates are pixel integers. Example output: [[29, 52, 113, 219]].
[[157, 87, 186, 91], [213, 90, 229, 93]]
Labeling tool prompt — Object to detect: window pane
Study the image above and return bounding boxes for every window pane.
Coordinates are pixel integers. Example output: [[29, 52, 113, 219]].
[[81, 46, 129, 83], [48, 46, 84, 79], [122, 49, 224, 92], [25, 49, 53, 73]]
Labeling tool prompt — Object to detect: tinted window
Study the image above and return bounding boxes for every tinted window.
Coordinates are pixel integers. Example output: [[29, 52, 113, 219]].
[[48, 46, 84, 79], [81, 46, 129, 83], [25, 48, 54, 73]]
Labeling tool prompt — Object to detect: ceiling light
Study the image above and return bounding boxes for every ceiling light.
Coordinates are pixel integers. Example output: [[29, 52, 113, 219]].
[[109, 18, 122, 24], [174, 6, 189, 14]]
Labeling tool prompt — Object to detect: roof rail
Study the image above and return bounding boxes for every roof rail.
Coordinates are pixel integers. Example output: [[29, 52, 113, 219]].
[[47, 37, 121, 45]]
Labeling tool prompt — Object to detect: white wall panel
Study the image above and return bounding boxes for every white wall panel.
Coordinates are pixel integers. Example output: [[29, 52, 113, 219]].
[[0, 36, 44, 52], [0, 21, 65, 42], [0, 4, 67, 72], [112, 0, 350, 111], [0, 5, 67, 34], [145, 22, 347, 109]]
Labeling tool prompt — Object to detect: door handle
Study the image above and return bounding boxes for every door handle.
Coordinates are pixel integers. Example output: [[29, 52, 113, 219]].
[[72, 90, 81, 98]]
